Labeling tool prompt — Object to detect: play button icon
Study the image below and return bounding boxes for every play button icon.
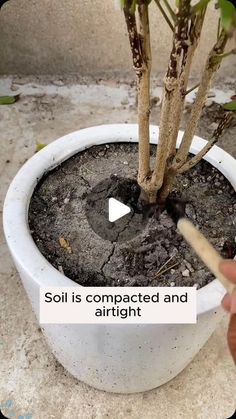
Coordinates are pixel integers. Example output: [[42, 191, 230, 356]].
[[85, 176, 149, 243], [108, 198, 131, 222]]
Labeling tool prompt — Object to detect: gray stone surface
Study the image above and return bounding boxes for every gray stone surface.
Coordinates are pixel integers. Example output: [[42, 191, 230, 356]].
[[0, 76, 236, 418]]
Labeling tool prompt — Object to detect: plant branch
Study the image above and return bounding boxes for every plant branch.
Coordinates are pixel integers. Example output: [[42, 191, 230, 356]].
[[172, 30, 229, 170], [191, 0, 211, 14], [217, 18, 221, 41], [162, 0, 176, 21], [155, 10, 207, 204], [123, 1, 152, 186], [154, 0, 174, 31], [150, 0, 196, 195], [178, 112, 234, 173], [123, 1, 143, 71], [167, 12, 206, 159], [185, 82, 200, 96], [215, 48, 236, 59], [136, 1, 152, 186]]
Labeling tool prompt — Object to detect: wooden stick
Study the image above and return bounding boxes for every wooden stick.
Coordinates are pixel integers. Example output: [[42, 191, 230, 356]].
[[177, 218, 235, 295]]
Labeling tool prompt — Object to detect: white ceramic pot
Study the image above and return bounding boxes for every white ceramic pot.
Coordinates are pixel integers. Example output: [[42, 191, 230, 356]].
[[3, 124, 236, 393]]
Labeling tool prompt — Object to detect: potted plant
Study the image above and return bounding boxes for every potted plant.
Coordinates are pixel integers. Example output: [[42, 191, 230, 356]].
[[3, 0, 236, 393]]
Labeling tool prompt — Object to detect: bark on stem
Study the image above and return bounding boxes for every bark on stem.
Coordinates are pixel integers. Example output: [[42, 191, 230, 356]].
[[150, 0, 191, 195], [158, 99, 233, 201], [157, 14, 206, 203], [178, 112, 233, 173], [123, 1, 152, 189], [172, 30, 228, 170], [137, 2, 152, 185], [167, 13, 205, 158]]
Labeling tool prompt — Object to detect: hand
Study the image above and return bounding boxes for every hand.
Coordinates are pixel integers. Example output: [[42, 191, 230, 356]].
[[219, 259, 236, 364]]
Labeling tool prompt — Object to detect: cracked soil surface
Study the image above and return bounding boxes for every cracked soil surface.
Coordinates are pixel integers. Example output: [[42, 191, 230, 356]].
[[28, 143, 236, 288]]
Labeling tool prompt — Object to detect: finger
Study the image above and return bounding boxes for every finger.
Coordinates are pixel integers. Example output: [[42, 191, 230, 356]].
[[231, 293, 236, 315], [228, 314, 236, 364], [219, 260, 236, 283], [222, 293, 231, 312]]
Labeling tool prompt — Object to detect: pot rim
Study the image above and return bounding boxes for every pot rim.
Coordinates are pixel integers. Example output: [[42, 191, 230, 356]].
[[3, 124, 236, 317]]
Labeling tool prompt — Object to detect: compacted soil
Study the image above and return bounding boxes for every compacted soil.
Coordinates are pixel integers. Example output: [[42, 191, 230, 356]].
[[28, 143, 236, 287]]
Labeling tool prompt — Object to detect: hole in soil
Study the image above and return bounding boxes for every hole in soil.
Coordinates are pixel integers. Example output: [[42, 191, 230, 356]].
[[85, 175, 153, 243]]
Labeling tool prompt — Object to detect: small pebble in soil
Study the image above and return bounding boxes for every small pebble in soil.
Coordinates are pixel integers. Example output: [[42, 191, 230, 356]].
[[209, 122, 218, 130], [184, 260, 194, 272], [182, 269, 190, 277]]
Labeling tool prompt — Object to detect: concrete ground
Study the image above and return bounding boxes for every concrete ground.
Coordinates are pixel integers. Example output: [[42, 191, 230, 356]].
[[1, 0, 236, 79], [0, 75, 236, 419]]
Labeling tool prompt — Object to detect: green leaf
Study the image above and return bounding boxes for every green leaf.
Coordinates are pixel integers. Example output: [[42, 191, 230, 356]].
[[223, 100, 236, 111], [0, 95, 19, 105], [35, 143, 47, 153], [218, 0, 236, 32]]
